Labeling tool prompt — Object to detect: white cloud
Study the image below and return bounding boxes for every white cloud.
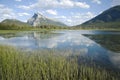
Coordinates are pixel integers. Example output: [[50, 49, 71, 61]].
[[54, 12, 96, 26], [18, 12, 30, 16], [70, 12, 95, 25], [0, 4, 16, 21], [0, 4, 4, 8], [112, 0, 120, 6], [66, 19, 72, 23], [85, 12, 95, 18], [60, 0, 74, 8], [18, 0, 90, 10], [92, 0, 101, 4], [55, 16, 67, 19], [75, 2, 90, 8], [18, 5, 31, 10], [46, 9, 57, 15], [15, 0, 22, 2]]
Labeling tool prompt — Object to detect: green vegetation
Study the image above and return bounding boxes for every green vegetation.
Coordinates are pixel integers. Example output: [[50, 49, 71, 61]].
[[36, 24, 68, 29], [0, 19, 120, 31], [1, 19, 31, 27], [0, 46, 120, 80], [0, 23, 32, 30], [75, 21, 120, 30], [83, 5, 120, 24], [0, 22, 68, 30], [0, 5, 120, 80], [1, 6, 120, 30], [0, 19, 68, 30]]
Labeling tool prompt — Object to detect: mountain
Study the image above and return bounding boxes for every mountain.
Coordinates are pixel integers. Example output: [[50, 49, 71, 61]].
[[1, 19, 31, 27], [76, 5, 120, 29], [0, 19, 32, 30], [27, 13, 67, 27]]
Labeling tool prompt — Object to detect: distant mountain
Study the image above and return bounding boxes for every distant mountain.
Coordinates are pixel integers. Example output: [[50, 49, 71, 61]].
[[76, 5, 120, 29], [1, 19, 31, 27], [27, 13, 67, 27]]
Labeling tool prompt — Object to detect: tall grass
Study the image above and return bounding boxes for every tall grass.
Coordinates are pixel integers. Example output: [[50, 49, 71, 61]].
[[0, 46, 120, 80]]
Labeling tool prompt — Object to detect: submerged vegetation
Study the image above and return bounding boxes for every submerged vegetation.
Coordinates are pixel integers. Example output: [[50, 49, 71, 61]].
[[0, 46, 120, 80]]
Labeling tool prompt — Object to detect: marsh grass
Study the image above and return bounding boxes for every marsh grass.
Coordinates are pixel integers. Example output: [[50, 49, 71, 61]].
[[0, 46, 120, 80]]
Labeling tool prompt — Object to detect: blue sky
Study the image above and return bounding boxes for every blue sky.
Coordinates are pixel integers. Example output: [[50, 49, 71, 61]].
[[0, 0, 120, 26]]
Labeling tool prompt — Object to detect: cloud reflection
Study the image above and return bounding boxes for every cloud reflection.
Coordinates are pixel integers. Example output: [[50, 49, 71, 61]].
[[0, 31, 119, 68], [0, 31, 98, 49]]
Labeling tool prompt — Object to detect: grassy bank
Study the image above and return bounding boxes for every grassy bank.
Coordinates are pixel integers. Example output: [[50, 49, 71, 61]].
[[1, 22, 120, 32], [0, 29, 51, 34], [0, 46, 120, 80]]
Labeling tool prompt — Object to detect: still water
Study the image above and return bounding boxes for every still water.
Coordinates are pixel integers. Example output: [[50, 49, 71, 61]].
[[0, 30, 120, 69]]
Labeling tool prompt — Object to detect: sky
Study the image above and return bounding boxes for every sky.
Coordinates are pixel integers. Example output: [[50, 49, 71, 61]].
[[0, 0, 120, 26]]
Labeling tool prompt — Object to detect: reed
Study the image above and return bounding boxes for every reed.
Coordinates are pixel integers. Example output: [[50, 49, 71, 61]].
[[0, 46, 119, 80]]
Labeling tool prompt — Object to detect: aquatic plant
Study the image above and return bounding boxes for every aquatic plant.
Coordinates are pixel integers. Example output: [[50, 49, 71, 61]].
[[0, 46, 120, 80]]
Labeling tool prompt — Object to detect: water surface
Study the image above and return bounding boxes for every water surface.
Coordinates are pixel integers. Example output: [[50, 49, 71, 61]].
[[0, 30, 120, 69]]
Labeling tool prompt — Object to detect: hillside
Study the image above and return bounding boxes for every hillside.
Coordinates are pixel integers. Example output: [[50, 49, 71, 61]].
[[75, 5, 120, 29], [1, 19, 31, 27], [0, 19, 31, 30]]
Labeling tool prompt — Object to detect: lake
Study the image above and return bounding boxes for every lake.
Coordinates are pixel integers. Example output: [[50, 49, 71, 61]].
[[0, 30, 120, 69]]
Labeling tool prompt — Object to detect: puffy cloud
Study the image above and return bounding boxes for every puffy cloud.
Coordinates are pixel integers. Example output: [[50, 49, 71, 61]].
[[46, 9, 57, 15], [18, 0, 90, 10], [54, 16, 67, 19], [0, 4, 4, 8], [0, 4, 16, 21], [112, 0, 120, 6], [75, 2, 90, 8], [60, 0, 74, 8], [18, 5, 31, 10], [92, 0, 101, 4], [66, 19, 72, 23], [15, 0, 22, 2], [18, 12, 30, 16], [85, 12, 95, 18], [54, 12, 96, 26], [70, 12, 95, 25]]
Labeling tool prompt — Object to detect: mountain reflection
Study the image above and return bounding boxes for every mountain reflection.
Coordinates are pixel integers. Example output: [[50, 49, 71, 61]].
[[0, 30, 120, 68]]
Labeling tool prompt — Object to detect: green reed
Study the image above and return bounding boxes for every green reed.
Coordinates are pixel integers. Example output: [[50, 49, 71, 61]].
[[0, 46, 120, 80]]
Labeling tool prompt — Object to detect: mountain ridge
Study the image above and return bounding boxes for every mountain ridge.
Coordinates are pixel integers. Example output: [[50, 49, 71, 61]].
[[27, 13, 67, 27], [1, 19, 31, 27], [75, 5, 120, 29]]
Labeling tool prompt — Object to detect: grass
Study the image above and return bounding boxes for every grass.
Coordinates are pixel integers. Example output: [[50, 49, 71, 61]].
[[0, 29, 51, 34], [76, 21, 120, 30], [0, 45, 120, 80], [1, 22, 120, 32]]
